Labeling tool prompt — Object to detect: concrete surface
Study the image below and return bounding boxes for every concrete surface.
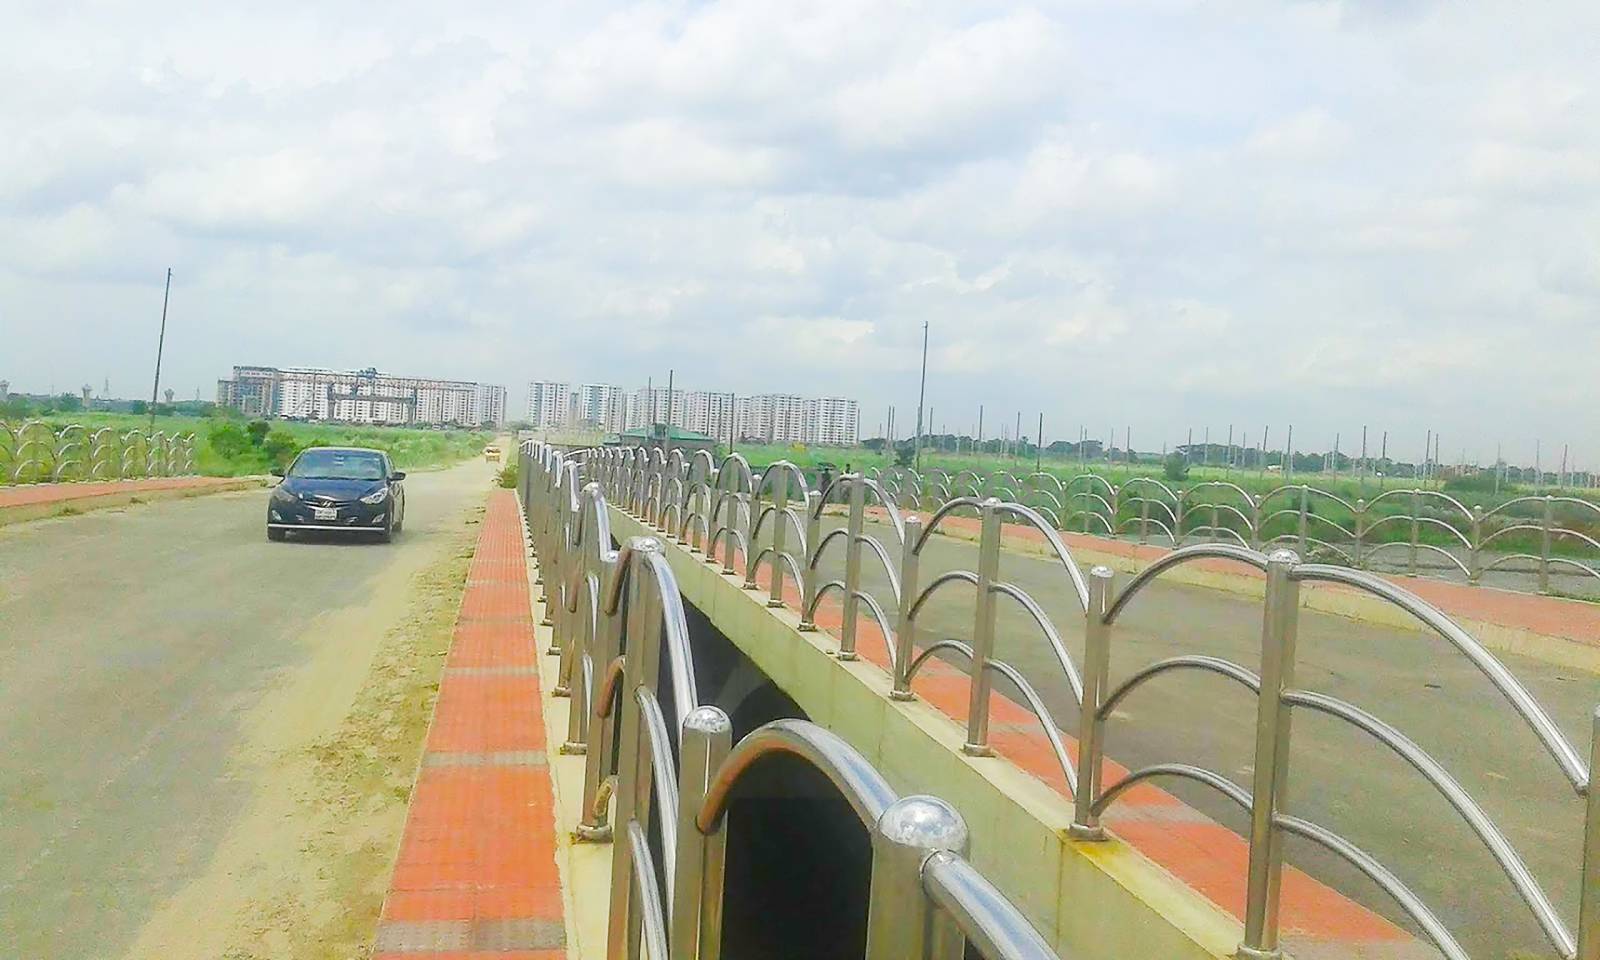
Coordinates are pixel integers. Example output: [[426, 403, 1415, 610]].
[[0, 461, 492, 960]]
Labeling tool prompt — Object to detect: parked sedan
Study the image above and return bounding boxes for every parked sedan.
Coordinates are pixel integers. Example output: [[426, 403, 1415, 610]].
[[267, 446, 406, 542]]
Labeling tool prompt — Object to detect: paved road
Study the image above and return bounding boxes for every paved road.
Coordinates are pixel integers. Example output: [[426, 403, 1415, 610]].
[[0, 461, 491, 959], [816, 518, 1598, 959]]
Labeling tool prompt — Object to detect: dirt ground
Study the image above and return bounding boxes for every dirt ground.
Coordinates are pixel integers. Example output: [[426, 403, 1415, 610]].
[[0, 459, 494, 960]]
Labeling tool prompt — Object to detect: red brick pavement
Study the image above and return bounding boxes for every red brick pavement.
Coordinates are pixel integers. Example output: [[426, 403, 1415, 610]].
[[374, 491, 566, 960]]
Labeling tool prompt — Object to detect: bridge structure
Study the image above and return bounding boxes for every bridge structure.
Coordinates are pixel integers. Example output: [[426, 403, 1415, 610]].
[[515, 440, 1600, 960]]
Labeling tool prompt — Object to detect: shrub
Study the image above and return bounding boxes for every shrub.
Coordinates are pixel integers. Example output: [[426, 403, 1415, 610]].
[[261, 429, 303, 469], [207, 422, 252, 459], [246, 420, 271, 446], [1163, 453, 1190, 482]]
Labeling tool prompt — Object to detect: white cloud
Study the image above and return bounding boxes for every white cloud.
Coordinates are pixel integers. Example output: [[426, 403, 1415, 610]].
[[3, 1, 1599, 465]]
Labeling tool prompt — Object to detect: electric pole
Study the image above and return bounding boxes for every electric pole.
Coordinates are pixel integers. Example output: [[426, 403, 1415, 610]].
[[914, 321, 929, 470], [149, 268, 172, 431]]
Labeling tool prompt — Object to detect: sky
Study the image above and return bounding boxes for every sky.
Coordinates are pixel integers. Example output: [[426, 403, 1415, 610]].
[[2, 1, 1597, 466]]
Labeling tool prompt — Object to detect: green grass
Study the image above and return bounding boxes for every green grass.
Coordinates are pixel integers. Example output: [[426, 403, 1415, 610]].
[[729, 442, 1600, 556], [8, 411, 490, 479]]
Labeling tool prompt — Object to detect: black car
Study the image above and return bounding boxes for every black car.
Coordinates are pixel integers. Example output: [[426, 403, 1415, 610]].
[[267, 446, 406, 542]]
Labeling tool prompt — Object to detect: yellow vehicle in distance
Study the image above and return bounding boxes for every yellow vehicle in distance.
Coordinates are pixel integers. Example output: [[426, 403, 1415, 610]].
[[483, 445, 503, 462]]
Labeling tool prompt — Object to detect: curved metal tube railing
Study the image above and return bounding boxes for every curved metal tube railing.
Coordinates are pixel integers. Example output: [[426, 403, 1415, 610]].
[[1, 420, 196, 484], [521, 441, 1064, 960], [535, 443, 1600, 960]]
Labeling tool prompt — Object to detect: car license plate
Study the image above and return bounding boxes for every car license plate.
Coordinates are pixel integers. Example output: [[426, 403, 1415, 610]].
[[313, 506, 338, 521]]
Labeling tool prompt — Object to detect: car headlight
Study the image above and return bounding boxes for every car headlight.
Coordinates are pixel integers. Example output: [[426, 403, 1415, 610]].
[[359, 487, 390, 505], [271, 486, 299, 503]]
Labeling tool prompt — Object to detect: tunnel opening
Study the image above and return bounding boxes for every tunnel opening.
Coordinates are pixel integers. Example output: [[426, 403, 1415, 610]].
[[663, 588, 874, 958]]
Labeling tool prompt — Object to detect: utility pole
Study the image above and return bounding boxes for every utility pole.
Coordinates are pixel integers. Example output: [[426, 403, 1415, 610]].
[[1036, 413, 1043, 472], [977, 405, 984, 451], [149, 267, 172, 431], [914, 321, 929, 470], [1285, 425, 1293, 478], [665, 369, 674, 443]]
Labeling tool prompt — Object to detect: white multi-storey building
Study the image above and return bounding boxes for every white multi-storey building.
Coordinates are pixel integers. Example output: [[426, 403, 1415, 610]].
[[218, 366, 504, 426], [627, 387, 688, 431], [804, 397, 860, 446], [526, 381, 574, 430], [519, 374, 859, 446], [574, 383, 628, 432], [739, 393, 807, 444]]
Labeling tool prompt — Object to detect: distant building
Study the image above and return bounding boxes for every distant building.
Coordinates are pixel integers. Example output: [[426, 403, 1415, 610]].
[[522, 375, 859, 446], [739, 394, 807, 444], [805, 397, 860, 446], [526, 381, 573, 430], [216, 366, 505, 426], [574, 383, 628, 432]]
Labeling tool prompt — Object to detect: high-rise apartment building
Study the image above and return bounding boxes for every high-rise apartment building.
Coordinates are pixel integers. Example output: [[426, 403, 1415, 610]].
[[520, 375, 859, 446], [526, 381, 574, 430], [217, 366, 504, 426], [574, 384, 628, 432], [805, 397, 860, 446]]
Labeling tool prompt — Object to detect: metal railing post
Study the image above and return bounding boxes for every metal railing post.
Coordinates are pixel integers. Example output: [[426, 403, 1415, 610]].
[[562, 582, 592, 754], [1578, 706, 1600, 960], [1409, 489, 1421, 577], [723, 492, 744, 577], [800, 490, 822, 632], [1210, 502, 1220, 545], [839, 476, 866, 660], [1296, 485, 1309, 557], [1353, 499, 1367, 568], [768, 473, 789, 608], [606, 556, 645, 960], [864, 796, 969, 960], [1540, 496, 1554, 594], [1138, 494, 1150, 544], [1240, 548, 1301, 960], [964, 499, 1002, 756], [1469, 505, 1484, 584], [892, 516, 922, 700], [576, 558, 623, 843], [672, 706, 732, 960], [1072, 566, 1115, 839]]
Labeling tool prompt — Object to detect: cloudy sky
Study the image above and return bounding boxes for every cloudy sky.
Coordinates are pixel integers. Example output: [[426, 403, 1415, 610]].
[[3, 1, 1596, 464]]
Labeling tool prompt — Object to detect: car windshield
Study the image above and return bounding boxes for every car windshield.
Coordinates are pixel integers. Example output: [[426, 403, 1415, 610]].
[[288, 450, 387, 481]]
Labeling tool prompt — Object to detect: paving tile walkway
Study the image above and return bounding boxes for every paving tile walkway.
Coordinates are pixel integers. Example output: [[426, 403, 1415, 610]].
[[374, 491, 567, 960]]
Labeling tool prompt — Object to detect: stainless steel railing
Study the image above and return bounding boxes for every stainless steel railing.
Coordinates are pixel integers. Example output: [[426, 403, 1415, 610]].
[[565, 441, 1600, 960], [870, 464, 1600, 595], [0, 420, 196, 484], [521, 441, 1062, 960]]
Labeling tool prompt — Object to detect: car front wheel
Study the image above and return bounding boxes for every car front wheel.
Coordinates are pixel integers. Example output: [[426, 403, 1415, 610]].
[[268, 527, 286, 542]]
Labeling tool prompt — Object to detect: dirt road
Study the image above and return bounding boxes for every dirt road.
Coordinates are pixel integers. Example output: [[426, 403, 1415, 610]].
[[816, 518, 1599, 959], [0, 459, 496, 960]]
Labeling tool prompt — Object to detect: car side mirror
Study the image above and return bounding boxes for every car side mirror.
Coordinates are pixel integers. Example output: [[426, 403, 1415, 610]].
[[270, 467, 285, 478], [390, 471, 406, 481]]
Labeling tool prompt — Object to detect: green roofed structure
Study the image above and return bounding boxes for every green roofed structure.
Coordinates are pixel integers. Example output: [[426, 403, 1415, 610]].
[[609, 423, 719, 456]]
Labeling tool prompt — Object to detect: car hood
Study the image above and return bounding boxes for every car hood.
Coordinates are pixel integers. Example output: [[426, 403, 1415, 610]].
[[280, 477, 385, 501]]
